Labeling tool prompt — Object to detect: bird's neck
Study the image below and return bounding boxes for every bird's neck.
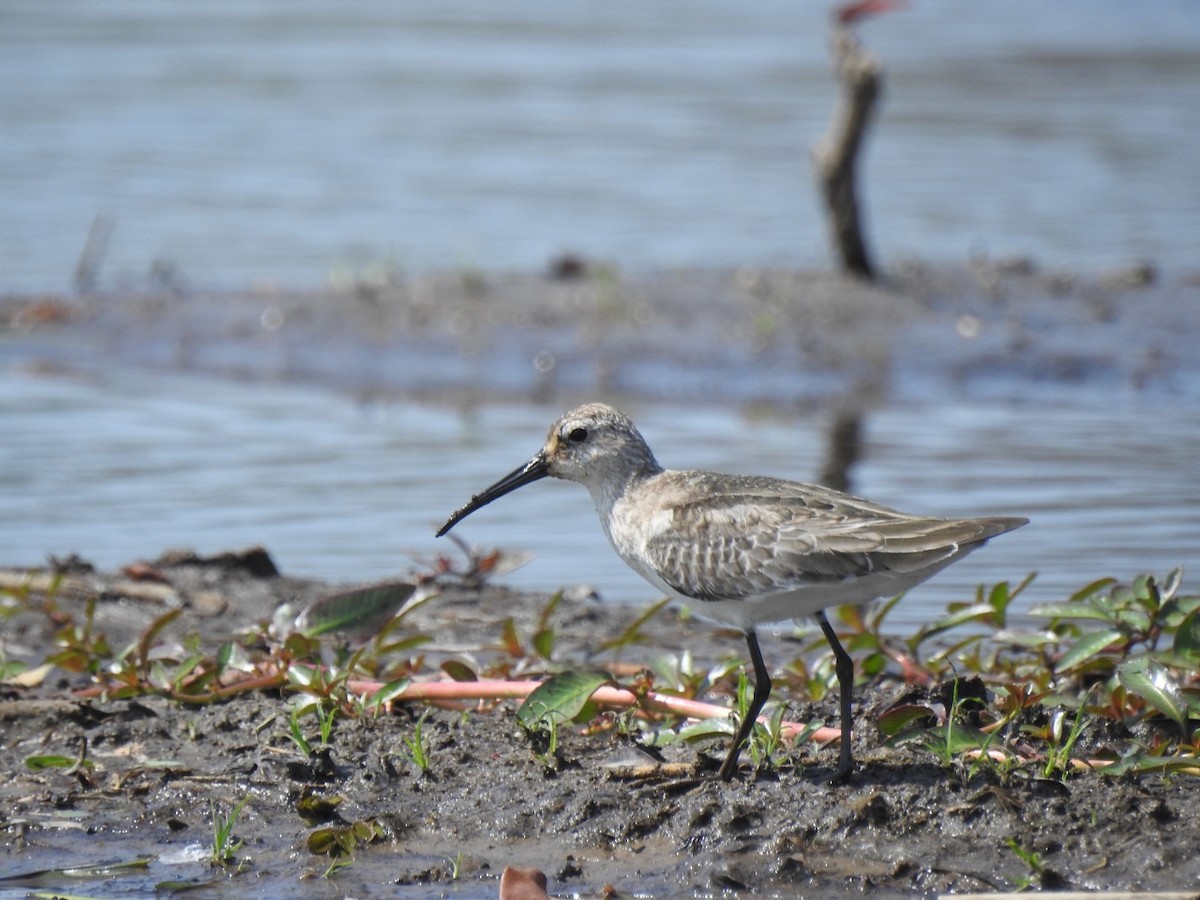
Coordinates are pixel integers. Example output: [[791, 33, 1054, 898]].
[[585, 460, 662, 519]]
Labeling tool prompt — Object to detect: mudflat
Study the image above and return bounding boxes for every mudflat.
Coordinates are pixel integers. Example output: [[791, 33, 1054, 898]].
[[1, 548, 1198, 897]]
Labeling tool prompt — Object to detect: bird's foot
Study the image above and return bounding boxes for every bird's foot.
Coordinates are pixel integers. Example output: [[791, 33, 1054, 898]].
[[717, 756, 740, 782], [828, 758, 855, 785]]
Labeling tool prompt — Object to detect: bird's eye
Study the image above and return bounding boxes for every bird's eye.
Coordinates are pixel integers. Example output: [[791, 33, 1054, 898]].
[[567, 427, 589, 443]]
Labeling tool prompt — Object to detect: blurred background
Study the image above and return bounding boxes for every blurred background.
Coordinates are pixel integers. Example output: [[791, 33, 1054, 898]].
[[2, 0, 1196, 291], [2, 0, 1198, 626]]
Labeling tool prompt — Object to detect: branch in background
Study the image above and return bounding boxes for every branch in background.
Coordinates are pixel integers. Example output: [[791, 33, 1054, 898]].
[[813, 2, 901, 280], [74, 214, 113, 295]]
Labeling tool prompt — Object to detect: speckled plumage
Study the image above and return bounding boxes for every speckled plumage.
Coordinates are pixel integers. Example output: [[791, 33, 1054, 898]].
[[438, 403, 1027, 781]]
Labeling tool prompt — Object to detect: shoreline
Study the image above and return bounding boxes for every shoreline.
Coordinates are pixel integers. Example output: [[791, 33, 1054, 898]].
[[4, 260, 1197, 409]]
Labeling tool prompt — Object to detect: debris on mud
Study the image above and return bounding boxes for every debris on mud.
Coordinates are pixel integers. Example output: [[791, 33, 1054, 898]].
[[2, 549, 1198, 896]]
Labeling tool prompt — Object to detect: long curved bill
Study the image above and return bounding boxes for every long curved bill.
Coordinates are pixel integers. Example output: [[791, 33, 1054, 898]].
[[436, 452, 549, 537]]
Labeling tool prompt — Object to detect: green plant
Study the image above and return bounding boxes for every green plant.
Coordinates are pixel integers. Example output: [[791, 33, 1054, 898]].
[[726, 671, 790, 773], [402, 709, 433, 773], [880, 678, 994, 772], [45, 596, 112, 676], [1031, 570, 1200, 742], [597, 597, 671, 655], [1004, 836, 1046, 891], [746, 701, 790, 772], [210, 795, 251, 868], [1036, 693, 1093, 779], [516, 670, 612, 766], [25, 737, 94, 776], [307, 819, 383, 877], [287, 709, 312, 757], [287, 699, 337, 756]]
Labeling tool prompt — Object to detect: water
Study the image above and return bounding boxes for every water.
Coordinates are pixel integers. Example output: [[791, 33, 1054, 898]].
[[3, 365, 1195, 631], [2, 0, 1198, 295]]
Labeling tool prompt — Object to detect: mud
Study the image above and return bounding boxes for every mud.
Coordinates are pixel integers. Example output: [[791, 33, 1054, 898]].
[[2, 551, 1198, 897], [5, 260, 1199, 407]]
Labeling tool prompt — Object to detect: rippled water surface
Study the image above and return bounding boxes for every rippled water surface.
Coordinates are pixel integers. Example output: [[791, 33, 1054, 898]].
[[3, 366, 1196, 631], [3, 0, 1198, 293]]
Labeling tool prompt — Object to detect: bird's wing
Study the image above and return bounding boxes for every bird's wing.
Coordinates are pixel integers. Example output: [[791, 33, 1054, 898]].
[[637, 473, 1017, 603]]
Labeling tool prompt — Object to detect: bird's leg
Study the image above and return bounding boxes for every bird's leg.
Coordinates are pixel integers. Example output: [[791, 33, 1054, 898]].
[[816, 609, 855, 782], [718, 628, 772, 781]]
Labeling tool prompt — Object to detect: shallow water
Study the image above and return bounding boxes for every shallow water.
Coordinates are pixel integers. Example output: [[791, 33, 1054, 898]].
[[2, 366, 1195, 631], [2, 0, 1198, 294]]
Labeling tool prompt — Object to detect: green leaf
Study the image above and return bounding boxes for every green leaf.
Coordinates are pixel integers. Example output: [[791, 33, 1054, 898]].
[[1173, 609, 1200, 660], [535, 590, 563, 632], [531, 627, 555, 661], [670, 718, 735, 745], [0, 856, 153, 887], [373, 634, 432, 656], [1160, 594, 1200, 628], [171, 652, 208, 691], [1131, 574, 1162, 612], [888, 720, 988, 755], [1116, 657, 1188, 732], [920, 603, 996, 639], [1113, 605, 1151, 634], [989, 628, 1061, 648], [24, 754, 80, 771], [287, 663, 320, 688], [1159, 568, 1184, 598], [1056, 628, 1123, 672], [296, 792, 343, 822], [597, 597, 670, 652], [515, 670, 613, 730], [1028, 602, 1113, 623], [875, 704, 937, 739], [1098, 749, 1200, 777], [1068, 577, 1117, 603], [307, 827, 342, 856], [932, 722, 991, 755], [0, 660, 29, 682], [440, 660, 477, 682], [297, 582, 416, 639], [215, 640, 234, 672], [138, 607, 183, 670], [366, 678, 410, 711]]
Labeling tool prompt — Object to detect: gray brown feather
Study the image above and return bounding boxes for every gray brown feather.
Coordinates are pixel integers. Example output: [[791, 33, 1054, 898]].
[[638, 471, 1026, 603]]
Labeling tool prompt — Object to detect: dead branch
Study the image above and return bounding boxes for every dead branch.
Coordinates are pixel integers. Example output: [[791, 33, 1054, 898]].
[[813, 19, 884, 280]]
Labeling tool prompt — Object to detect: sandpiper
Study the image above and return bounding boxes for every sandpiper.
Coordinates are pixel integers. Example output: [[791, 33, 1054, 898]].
[[437, 403, 1026, 781]]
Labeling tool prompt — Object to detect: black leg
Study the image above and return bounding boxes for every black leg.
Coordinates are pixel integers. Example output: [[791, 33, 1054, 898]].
[[816, 609, 855, 782], [718, 628, 772, 781]]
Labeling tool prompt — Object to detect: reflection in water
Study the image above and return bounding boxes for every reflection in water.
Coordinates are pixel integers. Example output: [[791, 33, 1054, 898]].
[[2, 368, 1195, 631]]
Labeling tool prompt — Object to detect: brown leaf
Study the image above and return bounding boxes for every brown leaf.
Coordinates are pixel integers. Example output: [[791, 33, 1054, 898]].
[[499, 866, 550, 900]]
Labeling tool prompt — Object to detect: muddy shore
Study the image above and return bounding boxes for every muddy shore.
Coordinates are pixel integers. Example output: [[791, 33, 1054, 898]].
[[5, 260, 1198, 407], [2, 549, 1199, 898], [2, 263, 1199, 896]]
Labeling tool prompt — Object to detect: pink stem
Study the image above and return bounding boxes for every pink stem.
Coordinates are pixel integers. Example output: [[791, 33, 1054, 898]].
[[347, 677, 842, 746]]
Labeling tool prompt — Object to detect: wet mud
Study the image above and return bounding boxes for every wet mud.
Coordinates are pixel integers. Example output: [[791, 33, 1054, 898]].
[[5, 260, 1198, 407], [2, 552, 1198, 897]]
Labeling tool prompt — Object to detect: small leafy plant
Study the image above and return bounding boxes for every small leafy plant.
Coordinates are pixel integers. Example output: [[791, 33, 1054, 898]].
[[1005, 836, 1048, 891], [401, 709, 434, 773], [210, 795, 251, 869], [876, 570, 1199, 777], [516, 670, 613, 766]]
